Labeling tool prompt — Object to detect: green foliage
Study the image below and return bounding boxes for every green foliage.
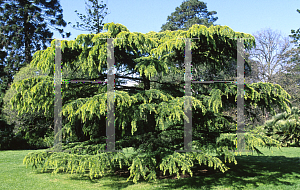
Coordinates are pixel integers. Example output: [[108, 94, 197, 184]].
[[160, 0, 218, 32], [23, 150, 130, 180], [1, 64, 54, 149], [0, 117, 15, 150], [290, 9, 300, 47], [11, 22, 294, 183], [158, 151, 231, 179], [22, 143, 239, 183], [43, 132, 54, 148], [0, 0, 71, 149], [217, 130, 282, 155], [60, 141, 107, 155], [0, 0, 70, 94], [263, 107, 300, 147]]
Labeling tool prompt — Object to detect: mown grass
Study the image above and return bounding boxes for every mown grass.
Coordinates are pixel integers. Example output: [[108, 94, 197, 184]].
[[0, 147, 300, 189]]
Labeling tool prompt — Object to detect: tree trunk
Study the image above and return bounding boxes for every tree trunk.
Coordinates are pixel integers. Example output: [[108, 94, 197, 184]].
[[142, 74, 150, 90], [264, 107, 269, 123], [23, 5, 32, 65]]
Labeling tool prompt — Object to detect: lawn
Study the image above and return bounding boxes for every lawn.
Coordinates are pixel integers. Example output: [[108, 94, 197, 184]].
[[0, 147, 300, 189]]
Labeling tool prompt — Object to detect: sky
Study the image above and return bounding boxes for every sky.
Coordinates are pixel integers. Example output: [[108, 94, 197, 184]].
[[25, 0, 300, 86], [54, 0, 300, 38]]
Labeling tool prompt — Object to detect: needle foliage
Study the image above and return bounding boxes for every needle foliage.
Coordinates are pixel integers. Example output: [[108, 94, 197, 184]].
[[13, 22, 293, 183]]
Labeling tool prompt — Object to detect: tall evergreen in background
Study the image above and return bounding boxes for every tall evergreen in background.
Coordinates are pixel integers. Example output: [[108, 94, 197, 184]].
[[0, 0, 71, 149], [68, 0, 109, 34], [160, 0, 218, 32]]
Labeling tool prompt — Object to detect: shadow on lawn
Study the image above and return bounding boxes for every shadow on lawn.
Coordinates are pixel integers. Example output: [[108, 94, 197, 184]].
[[154, 155, 300, 189], [94, 154, 300, 189]]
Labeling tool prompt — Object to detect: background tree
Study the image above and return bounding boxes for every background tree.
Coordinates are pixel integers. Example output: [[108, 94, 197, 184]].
[[160, 0, 218, 32], [14, 23, 291, 182], [0, 40, 8, 135], [0, 0, 71, 86], [270, 47, 300, 107], [68, 0, 109, 34], [0, 0, 71, 149], [283, 7, 300, 109], [244, 28, 295, 126], [2, 64, 55, 148], [263, 106, 300, 147], [246, 28, 292, 84], [290, 9, 300, 48]]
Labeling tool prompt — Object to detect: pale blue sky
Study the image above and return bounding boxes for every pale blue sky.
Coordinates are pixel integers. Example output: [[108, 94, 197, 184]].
[[53, 0, 300, 39]]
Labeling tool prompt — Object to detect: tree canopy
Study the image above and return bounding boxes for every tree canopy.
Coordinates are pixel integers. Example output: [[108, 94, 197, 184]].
[[160, 0, 218, 32], [12, 22, 293, 183]]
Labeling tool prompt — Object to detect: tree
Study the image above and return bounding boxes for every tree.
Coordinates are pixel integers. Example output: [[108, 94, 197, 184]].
[[246, 28, 292, 84], [290, 9, 300, 48], [0, 0, 71, 85], [0, 0, 71, 148], [2, 64, 55, 148], [160, 0, 218, 32], [244, 28, 295, 125], [263, 107, 300, 147], [68, 0, 109, 34], [0, 40, 8, 130], [272, 47, 300, 106], [16, 23, 291, 183]]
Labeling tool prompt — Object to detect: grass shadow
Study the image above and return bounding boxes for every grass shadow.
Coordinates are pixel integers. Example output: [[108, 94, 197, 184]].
[[156, 154, 300, 189]]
